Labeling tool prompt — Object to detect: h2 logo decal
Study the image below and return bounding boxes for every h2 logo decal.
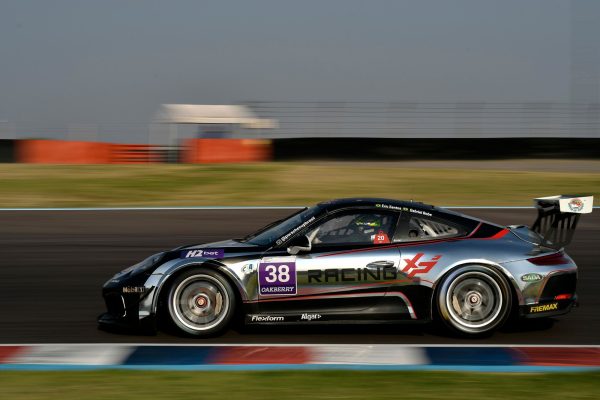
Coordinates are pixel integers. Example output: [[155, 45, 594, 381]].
[[401, 253, 441, 278]]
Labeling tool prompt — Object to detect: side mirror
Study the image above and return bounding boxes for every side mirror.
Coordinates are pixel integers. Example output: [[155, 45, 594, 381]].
[[287, 235, 312, 255]]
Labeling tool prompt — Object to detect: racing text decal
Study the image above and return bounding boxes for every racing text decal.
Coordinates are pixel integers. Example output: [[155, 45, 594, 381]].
[[307, 253, 443, 283]]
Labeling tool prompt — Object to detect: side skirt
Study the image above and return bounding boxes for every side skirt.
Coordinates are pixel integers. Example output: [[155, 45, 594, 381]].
[[245, 313, 430, 325]]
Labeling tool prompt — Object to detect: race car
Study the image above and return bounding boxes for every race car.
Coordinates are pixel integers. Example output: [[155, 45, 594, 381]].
[[98, 195, 593, 337]]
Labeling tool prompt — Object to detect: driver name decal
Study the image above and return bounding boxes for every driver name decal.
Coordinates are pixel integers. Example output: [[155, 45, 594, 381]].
[[258, 261, 297, 295]]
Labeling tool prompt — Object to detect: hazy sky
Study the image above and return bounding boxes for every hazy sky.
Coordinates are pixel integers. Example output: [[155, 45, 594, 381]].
[[0, 0, 594, 126]]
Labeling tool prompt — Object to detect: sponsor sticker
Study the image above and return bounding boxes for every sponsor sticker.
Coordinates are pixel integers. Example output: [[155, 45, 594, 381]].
[[181, 249, 224, 259], [122, 286, 146, 293], [529, 302, 559, 313], [241, 263, 256, 274], [401, 253, 442, 278], [300, 313, 322, 321], [277, 216, 316, 244], [250, 315, 285, 322], [521, 273, 543, 282], [568, 198, 584, 212], [258, 261, 297, 295]]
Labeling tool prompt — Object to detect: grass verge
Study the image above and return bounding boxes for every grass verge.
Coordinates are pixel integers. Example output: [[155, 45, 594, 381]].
[[0, 163, 599, 207], [0, 370, 599, 399]]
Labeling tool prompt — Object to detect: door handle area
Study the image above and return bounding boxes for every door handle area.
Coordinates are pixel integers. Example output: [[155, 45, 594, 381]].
[[366, 260, 395, 269]]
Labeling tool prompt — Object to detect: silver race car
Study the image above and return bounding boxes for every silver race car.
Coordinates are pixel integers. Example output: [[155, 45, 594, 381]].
[[99, 195, 593, 337]]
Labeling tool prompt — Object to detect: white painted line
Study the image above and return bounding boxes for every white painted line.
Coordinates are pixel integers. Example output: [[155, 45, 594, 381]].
[[1, 343, 599, 348], [0, 206, 596, 211], [0, 206, 304, 211], [312, 345, 428, 365]]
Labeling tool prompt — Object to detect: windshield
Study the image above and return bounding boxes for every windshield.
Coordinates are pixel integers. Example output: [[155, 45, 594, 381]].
[[243, 207, 320, 246]]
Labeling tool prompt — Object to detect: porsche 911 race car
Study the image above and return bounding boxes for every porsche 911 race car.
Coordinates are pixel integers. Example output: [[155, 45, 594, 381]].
[[98, 195, 593, 337]]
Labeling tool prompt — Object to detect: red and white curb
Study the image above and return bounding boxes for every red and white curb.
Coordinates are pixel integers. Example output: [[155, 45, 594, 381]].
[[0, 344, 599, 372]]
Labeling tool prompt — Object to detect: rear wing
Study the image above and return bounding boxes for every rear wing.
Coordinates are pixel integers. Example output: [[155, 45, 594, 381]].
[[531, 195, 594, 249]]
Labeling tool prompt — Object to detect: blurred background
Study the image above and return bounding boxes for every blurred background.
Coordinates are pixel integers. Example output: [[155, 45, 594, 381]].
[[0, 3, 599, 397], [0, 0, 598, 166]]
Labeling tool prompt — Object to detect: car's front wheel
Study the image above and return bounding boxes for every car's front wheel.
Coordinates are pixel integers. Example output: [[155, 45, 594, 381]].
[[166, 269, 235, 337], [436, 265, 512, 336]]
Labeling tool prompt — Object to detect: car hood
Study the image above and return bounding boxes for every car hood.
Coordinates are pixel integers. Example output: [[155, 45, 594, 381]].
[[182, 239, 258, 248], [173, 239, 264, 254]]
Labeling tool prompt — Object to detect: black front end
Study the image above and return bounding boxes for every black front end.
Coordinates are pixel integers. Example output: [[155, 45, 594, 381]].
[[99, 277, 156, 333], [97, 253, 167, 333]]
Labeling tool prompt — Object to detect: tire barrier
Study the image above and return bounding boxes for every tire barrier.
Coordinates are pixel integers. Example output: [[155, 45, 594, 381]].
[[181, 139, 272, 163], [15, 140, 172, 164]]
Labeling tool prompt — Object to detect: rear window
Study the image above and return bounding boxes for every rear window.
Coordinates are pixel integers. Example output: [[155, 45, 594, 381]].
[[394, 215, 464, 242]]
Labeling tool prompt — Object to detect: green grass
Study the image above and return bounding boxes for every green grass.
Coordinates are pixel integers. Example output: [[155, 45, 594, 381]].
[[0, 370, 599, 399], [0, 162, 599, 207]]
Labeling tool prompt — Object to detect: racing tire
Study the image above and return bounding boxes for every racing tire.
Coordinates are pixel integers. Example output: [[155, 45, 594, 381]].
[[436, 265, 512, 336], [165, 269, 236, 337]]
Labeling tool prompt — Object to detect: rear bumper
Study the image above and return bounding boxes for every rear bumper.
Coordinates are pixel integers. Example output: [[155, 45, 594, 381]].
[[519, 270, 578, 318], [520, 296, 577, 319]]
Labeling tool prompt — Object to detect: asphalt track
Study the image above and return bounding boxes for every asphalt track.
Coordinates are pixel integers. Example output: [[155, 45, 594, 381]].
[[0, 208, 598, 344]]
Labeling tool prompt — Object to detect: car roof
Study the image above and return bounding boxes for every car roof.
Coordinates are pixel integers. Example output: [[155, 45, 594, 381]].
[[315, 197, 491, 226], [317, 197, 434, 211]]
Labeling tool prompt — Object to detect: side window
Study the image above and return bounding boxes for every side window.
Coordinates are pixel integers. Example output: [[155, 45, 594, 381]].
[[394, 215, 463, 242], [307, 212, 396, 246]]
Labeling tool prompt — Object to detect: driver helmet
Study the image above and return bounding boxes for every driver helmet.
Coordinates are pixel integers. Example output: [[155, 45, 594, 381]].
[[354, 215, 383, 231]]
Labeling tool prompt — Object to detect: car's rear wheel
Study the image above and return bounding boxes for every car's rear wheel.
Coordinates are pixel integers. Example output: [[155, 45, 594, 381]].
[[436, 265, 512, 336], [166, 269, 235, 337]]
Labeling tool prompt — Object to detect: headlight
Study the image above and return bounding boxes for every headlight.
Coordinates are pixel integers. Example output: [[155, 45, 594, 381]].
[[115, 253, 164, 278]]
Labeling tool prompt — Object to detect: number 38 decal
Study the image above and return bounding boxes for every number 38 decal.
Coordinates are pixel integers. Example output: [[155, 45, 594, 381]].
[[258, 261, 297, 296], [263, 264, 291, 283]]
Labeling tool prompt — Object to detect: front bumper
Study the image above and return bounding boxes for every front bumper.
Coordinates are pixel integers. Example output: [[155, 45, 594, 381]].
[[98, 278, 157, 333], [97, 311, 156, 333]]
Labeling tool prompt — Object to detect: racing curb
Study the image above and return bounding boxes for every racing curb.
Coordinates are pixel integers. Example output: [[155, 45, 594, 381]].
[[0, 345, 599, 372]]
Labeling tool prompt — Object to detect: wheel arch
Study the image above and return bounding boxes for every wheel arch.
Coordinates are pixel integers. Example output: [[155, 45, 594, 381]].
[[429, 260, 522, 320], [151, 260, 245, 318]]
